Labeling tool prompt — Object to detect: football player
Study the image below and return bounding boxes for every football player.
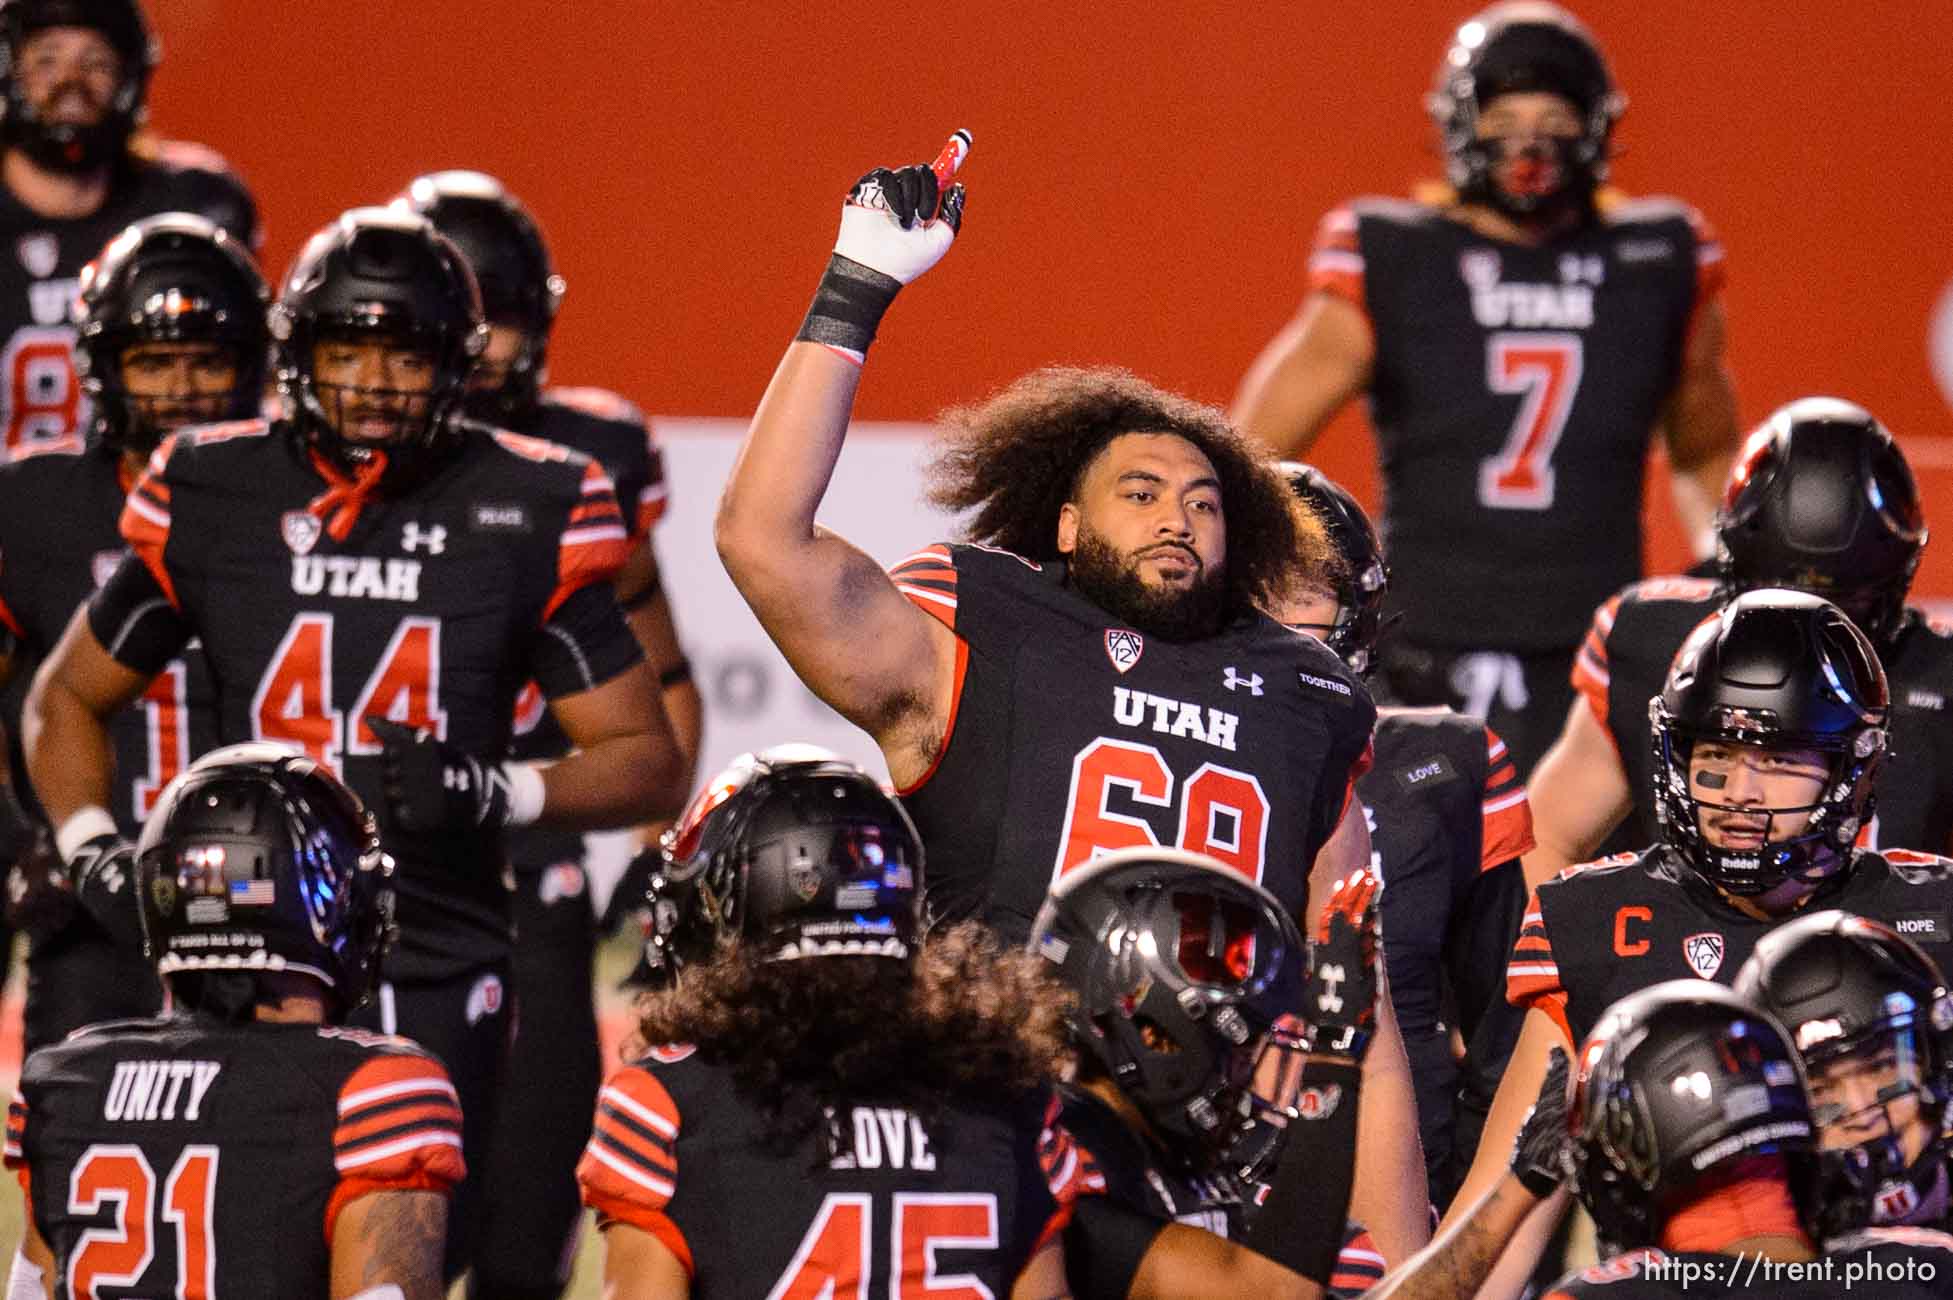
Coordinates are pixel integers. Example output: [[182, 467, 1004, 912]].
[[593, 750, 1354, 1300], [1536, 981, 1953, 1299], [1032, 848, 1384, 1297], [1232, 2, 1738, 779], [0, 213, 260, 1051], [1450, 589, 1953, 1295], [0, 0, 258, 461], [1528, 397, 1953, 879], [394, 168, 701, 1300], [21, 206, 688, 1281], [1736, 910, 1953, 1235], [1276, 465, 1533, 1210], [578, 747, 1093, 1299], [716, 131, 1431, 1265], [6, 743, 460, 1300]]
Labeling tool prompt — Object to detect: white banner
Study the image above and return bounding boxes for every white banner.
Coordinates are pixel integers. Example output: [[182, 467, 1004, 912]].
[[648, 417, 958, 791]]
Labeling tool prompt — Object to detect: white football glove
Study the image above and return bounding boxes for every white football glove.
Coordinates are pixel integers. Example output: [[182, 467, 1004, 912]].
[[833, 129, 970, 283]]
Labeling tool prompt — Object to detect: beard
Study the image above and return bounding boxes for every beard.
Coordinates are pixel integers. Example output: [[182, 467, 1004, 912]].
[[1067, 526, 1227, 642]]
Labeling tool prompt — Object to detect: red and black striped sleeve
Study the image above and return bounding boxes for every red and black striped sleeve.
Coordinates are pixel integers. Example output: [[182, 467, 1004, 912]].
[[1480, 727, 1534, 871], [5, 1087, 26, 1195], [324, 1053, 466, 1245], [1306, 205, 1366, 310], [1032, 1096, 1106, 1252], [1330, 1226, 1387, 1295], [544, 459, 633, 623], [117, 437, 182, 609], [889, 543, 958, 631], [1507, 888, 1573, 1045], [578, 1064, 693, 1277], [636, 426, 668, 540], [1571, 593, 1622, 739]]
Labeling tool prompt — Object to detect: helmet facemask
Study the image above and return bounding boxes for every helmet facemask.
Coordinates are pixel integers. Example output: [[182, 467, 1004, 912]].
[[1428, 7, 1622, 222], [1806, 1019, 1952, 1233], [0, 2, 156, 175], [1651, 709, 1883, 898], [1058, 872, 1308, 1177]]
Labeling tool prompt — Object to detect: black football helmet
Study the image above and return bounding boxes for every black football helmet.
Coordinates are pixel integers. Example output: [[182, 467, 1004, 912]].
[[1281, 462, 1389, 673], [1650, 589, 1888, 897], [0, 0, 155, 173], [635, 745, 922, 984], [394, 170, 565, 424], [269, 207, 486, 464], [73, 212, 268, 456], [135, 743, 394, 1014], [1030, 848, 1309, 1179], [1568, 981, 1819, 1253], [1427, 2, 1622, 219], [1717, 397, 1927, 650], [1736, 909, 1953, 1237]]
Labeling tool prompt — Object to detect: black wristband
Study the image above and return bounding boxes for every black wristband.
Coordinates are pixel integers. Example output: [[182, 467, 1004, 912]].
[[657, 657, 693, 690], [1245, 1058, 1362, 1285], [796, 254, 901, 355]]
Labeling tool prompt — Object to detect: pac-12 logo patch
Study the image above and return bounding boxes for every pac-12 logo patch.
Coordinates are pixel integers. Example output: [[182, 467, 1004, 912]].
[[1683, 932, 1726, 979], [281, 509, 322, 556], [1104, 629, 1144, 673]]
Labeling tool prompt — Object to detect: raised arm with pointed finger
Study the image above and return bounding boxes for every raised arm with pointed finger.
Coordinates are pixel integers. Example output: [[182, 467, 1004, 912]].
[[714, 132, 970, 791]]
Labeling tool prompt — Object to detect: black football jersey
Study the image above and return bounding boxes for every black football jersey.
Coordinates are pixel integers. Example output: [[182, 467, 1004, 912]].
[[0, 143, 259, 460], [86, 419, 644, 979], [5, 1012, 463, 1300], [1541, 1232, 1953, 1299], [1361, 708, 1532, 1204], [504, 388, 666, 872], [1575, 576, 1953, 856], [0, 442, 217, 834], [888, 544, 1376, 940], [578, 1047, 1093, 1299], [1309, 196, 1722, 653], [1509, 847, 1953, 1047]]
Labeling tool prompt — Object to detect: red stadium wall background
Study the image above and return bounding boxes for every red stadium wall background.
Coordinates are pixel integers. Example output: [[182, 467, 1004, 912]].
[[147, 1, 1953, 592]]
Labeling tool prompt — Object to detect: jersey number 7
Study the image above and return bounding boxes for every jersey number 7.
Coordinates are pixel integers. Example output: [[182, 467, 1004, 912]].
[[1477, 332, 1584, 511]]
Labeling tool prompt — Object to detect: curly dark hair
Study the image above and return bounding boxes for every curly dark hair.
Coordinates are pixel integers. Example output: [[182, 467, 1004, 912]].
[[926, 366, 1333, 614], [630, 922, 1072, 1149]]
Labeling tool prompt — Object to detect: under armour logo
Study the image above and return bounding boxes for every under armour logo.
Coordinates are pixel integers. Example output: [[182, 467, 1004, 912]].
[[1315, 962, 1346, 1014], [1223, 667, 1263, 695], [402, 523, 447, 555]]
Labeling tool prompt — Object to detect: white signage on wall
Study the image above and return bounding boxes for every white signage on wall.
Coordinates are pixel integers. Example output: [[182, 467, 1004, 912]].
[[649, 417, 958, 788]]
